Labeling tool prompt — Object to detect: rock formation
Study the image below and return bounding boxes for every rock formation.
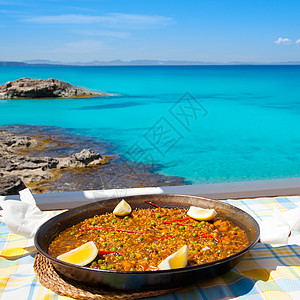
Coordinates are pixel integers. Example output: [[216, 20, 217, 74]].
[[0, 174, 26, 196], [0, 130, 108, 195], [58, 149, 104, 169], [0, 78, 104, 99]]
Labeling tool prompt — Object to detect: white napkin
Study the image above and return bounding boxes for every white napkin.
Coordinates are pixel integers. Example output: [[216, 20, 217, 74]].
[[259, 206, 300, 245], [0, 188, 51, 239]]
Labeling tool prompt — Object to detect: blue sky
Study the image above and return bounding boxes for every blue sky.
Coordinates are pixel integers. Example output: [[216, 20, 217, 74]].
[[1, 0, 300, 63]]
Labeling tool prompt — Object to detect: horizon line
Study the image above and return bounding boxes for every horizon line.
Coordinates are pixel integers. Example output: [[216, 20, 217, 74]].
[[1, 59, 300, 67]]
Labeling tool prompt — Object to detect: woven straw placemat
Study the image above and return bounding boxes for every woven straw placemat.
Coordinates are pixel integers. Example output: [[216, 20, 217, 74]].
[[34, 254, 182, 300]]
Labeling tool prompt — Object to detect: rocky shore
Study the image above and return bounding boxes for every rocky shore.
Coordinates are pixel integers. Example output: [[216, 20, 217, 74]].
[[0, 78, 104, 99], [0, 125, 185, 195], [0, 129, 109, 195]]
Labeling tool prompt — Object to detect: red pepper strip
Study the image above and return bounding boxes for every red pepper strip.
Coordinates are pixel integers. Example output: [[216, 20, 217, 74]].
[[198, 234, 215, 239], [196, 234, 218, 242], [173, 217, 191, 222], [98, 250, 119, 255], [163, 217, 191, 224], [145, 201, 160, 208], [200, 233, 215, 239], [113, 229, 144, 234], [152, 234, 175, 240], [176, 222, 194, 227], [98, 250, 124, 256], [80, 227, 143, 234]]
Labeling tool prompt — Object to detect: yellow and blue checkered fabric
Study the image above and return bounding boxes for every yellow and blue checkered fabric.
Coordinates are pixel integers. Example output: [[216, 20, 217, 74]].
[[1, 196, 300, 300]]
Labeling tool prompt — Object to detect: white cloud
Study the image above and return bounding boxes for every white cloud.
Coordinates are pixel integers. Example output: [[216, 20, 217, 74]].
[[75, 29, 130, 39], [25, 14, 110, 24], [51, 40, 107, 54], [274, 37, 292, 45], [110, 13, 173, 26], [24, 13, 173, 27], [296, 39, 300, 44]]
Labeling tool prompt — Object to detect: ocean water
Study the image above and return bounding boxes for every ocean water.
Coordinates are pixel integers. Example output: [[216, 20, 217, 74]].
[[1, 65, 300, 184]]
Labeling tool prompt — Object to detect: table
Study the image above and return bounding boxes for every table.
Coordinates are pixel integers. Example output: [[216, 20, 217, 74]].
[[1, 196, 300, 300]]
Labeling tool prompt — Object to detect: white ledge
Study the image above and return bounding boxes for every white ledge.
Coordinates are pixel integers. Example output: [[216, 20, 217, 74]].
[[1, 177, 300, 210]]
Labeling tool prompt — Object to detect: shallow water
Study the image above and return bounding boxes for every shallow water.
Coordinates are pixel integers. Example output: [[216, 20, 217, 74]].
[[1, 65, 300, 184]]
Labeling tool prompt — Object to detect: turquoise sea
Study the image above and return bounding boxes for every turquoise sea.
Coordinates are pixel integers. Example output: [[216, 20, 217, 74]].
[[1, 65, 300, 184]]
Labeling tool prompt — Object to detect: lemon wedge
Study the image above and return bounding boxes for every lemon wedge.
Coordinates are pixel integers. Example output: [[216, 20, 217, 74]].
[[0, 246, 36, 258], [187, 206, 217, 221], [57, 241, 98, 266], [158, 245, 188, 270], [113, 199, 132, 216]]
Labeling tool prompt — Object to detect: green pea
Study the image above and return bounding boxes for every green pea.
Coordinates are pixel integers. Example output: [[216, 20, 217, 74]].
[[151, 221, 156, 226], [70, 231, 75, 235], [101, 266, 107, 270], [130, 253, 136, 258], [161, 217, 166, 221], [98, 259, 103, 264], [118, 243, 123, 247], [217, 249, 222, 254], [102, 242, 107, 246], [118, 255, 124, 260], [193, 249, 198, 253], [172, 238, 176, 241], [124, 216, 129, 220], [144, 257, 149, 261], [193, 224, 197, 227], [137, 236, 143, 242], [200, 221, 206, 225], [104, 219, 109, 223], [227, 250, 232, 255], [91, 261, 97, 266], [172, 222, 177, 226], [211, 242, 216, 246], [155, 213, 161, 218], [112, 219, 117, 224], [135, 227, 140, 231], [130, 267, 135, 271], [121, 222, 125, 225], [111, 247, 117, 251], [192, 232, 198, 237], [193, 241, 197, 245], [178, 215, 183, 219], [197, 224, 202, 228], [108, 264, 114, 269], [114, 238, 119, 242], [233, 227, 238, 231], [179, 226, 185, 230], [91, 221, 97, 226]]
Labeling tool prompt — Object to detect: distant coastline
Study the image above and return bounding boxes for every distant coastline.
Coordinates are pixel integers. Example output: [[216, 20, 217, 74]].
[[1, 60, 300, 67]]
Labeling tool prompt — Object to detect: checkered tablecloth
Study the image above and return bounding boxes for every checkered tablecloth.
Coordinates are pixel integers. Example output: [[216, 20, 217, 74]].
[[1, 196, 300, 300]]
